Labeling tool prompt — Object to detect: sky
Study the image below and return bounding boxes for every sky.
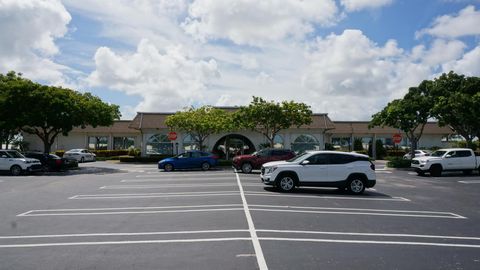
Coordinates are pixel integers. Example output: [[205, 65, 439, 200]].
[[1, 0, 480, 121]]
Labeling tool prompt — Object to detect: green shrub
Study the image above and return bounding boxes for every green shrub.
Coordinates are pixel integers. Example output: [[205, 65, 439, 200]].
[[119, 155, 172, 163], [353, 138, 364, 151], [386, 150, 407, 157], [324, 143, 335, 150], [353, 150, 368, 155], [386, 157, 411, 168], [368, 139, 387, 159], [217, 159, 232, 166]]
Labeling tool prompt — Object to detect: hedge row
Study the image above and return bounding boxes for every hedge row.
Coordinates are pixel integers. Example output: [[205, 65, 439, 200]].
[[386, 157, 412, 168], [119, 155, 172, 163], [55, 150, 129, 157]]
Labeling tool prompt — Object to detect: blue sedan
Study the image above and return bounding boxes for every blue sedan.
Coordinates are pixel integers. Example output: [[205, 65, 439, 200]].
[[158, 151, 219, 171]]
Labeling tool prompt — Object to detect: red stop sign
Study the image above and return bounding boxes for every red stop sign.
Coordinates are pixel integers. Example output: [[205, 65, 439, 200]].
[[168, 132, 177, 141], [393, 133, 402, 144]]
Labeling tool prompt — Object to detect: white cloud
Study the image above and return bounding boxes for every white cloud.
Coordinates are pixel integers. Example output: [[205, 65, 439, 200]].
[[63, 0, 190, 48], [240, 54, 259, 70], [416, 5, 480, 38], [182, 0, 338, 46], [442, 45, 480, 76], [340, 0, 393, 12], [420, 39, 466, 66], [87, 39, 220, 112], [0, 0, 72, 83], [300, 30, 442, 119]]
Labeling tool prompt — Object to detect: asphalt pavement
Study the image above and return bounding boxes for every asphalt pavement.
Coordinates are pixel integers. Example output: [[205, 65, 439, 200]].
[[0, 161, 479, 269]]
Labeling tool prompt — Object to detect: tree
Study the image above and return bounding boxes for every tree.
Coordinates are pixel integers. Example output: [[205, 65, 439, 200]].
[[165, 106, 233, 151], [370, 81, 433, 158], [430, 72, 480, 149], [0, 71, 121, 153], [0, 71, 28, 149], [234, 97, 313, 148], [353, 137, 364, 151]]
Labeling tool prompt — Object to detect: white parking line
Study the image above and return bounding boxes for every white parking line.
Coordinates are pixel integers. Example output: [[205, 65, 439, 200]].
[[458, 180, 480, 184], [0, 229, 249, 239], [17, 204, 244, 217], [100, 184, 241, 189], [70, 191, 241, 200], [121, 178, 235, 183], [136, 173, 234, 178], [249, 205, 466, 219], [0, 237, 252, 248], [257, 229, 480, 241], [244, 191, 410, 202], [260, 237, 480, 249], [235, 172, 268, 270]]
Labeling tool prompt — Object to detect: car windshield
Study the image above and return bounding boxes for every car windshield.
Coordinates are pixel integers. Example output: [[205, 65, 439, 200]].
[[7, 151, 25, 158], [430, 150, 447, 157], [286, 152, 309, 162]]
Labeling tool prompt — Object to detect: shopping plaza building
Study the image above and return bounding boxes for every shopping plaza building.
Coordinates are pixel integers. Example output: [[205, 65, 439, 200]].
[[23, 109, 456, 158]]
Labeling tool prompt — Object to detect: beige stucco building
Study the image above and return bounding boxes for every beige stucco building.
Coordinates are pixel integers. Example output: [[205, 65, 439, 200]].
[[23, 110, 455, 158]]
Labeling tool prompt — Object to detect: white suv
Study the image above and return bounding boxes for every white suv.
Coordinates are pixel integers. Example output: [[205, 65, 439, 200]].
[[261, 151, 376, 194], [0, 150, 43, 176]]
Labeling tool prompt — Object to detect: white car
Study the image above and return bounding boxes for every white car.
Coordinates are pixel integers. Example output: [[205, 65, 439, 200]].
[[0, 150, 43, 176], [63, 149, 96, 163], [411, 148, 480, 176], [261, 151, 376, 194], [403, 150, 432, 160]]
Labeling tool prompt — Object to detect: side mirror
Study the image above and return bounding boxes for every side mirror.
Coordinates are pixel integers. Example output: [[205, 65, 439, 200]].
[[445, 154, 452, 158], [300, 160, 310, 165]]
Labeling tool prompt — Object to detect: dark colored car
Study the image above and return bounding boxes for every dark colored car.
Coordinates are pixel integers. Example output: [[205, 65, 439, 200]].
[[158, 151, 219, 171], [23, 152, 78, 172], [232, 148, 296, 173]]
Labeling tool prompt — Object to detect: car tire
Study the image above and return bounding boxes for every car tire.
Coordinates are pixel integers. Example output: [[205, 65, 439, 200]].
[[347, 176, 365, 195], [430, 165, 442, 177], [10, 165, 22, 176], [276, 174, 297, 192], [164, 163, 174, 172], [241, 162, 253, 173], [416, 171, 425, 176], [80, 157, 85, 163], [201, 162, 211, 171]]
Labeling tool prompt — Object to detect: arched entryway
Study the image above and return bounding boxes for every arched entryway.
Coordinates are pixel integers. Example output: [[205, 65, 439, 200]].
[[213, 134, 255, 160]]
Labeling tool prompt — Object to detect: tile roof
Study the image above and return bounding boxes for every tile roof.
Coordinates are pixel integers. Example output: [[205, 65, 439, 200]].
[[328, 121, 454, 135]]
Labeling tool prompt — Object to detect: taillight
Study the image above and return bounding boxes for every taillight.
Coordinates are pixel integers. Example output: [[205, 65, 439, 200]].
[[56, 159, 62, 165], [370, 162, 375, 171], [212, 155, 219, 160]]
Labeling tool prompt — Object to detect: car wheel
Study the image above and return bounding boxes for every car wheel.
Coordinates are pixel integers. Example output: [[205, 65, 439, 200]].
[[430, 165, 442, 177], [416, 171, 425, 176], [241, 162, 253, 173], [276, 174, 296, 192], [164, 163, 174, 172], [80, 157, 85, 163], [201, 162, 211, 171], [347, 177, 365, 195], [10, 165, 22, 176]]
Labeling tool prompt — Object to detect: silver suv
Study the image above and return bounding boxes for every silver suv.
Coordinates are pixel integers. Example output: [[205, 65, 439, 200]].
[[261, 151, 376, 194], [0, 150, 42, 176]]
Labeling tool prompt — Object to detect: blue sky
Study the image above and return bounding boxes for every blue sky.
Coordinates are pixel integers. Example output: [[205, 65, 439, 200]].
[[1, 0, 480, 120]]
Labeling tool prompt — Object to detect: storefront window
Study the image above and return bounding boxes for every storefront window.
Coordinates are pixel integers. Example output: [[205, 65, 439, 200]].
[[291, 134, 319, 153], [113, 137, 135, 150], [183, 134, 199, 151], [146, 134, 172, 155], [88, 136, 108, 150], [273, 135, 284, 149]]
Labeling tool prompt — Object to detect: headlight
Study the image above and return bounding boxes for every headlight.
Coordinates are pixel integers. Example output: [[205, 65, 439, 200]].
[[266, 167, 277, 174], [420, 160, 427, 164]]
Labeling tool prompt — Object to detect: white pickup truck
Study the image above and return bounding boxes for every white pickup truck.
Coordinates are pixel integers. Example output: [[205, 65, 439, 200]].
[[411, 148, 480, 177]]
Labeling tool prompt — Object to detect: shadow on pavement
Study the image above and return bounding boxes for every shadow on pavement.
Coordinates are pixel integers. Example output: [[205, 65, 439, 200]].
[[263, 186, 395, 198]]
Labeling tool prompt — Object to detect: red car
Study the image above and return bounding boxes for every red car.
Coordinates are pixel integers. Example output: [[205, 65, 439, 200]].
[[232, 149, 296, 173]]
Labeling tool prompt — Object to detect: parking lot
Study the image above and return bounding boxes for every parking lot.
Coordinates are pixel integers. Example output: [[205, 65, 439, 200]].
[[1, 162, 480, 270]]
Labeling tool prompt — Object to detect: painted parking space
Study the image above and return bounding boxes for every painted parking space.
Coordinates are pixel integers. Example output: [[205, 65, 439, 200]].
[[2, 163, 480, 270]]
